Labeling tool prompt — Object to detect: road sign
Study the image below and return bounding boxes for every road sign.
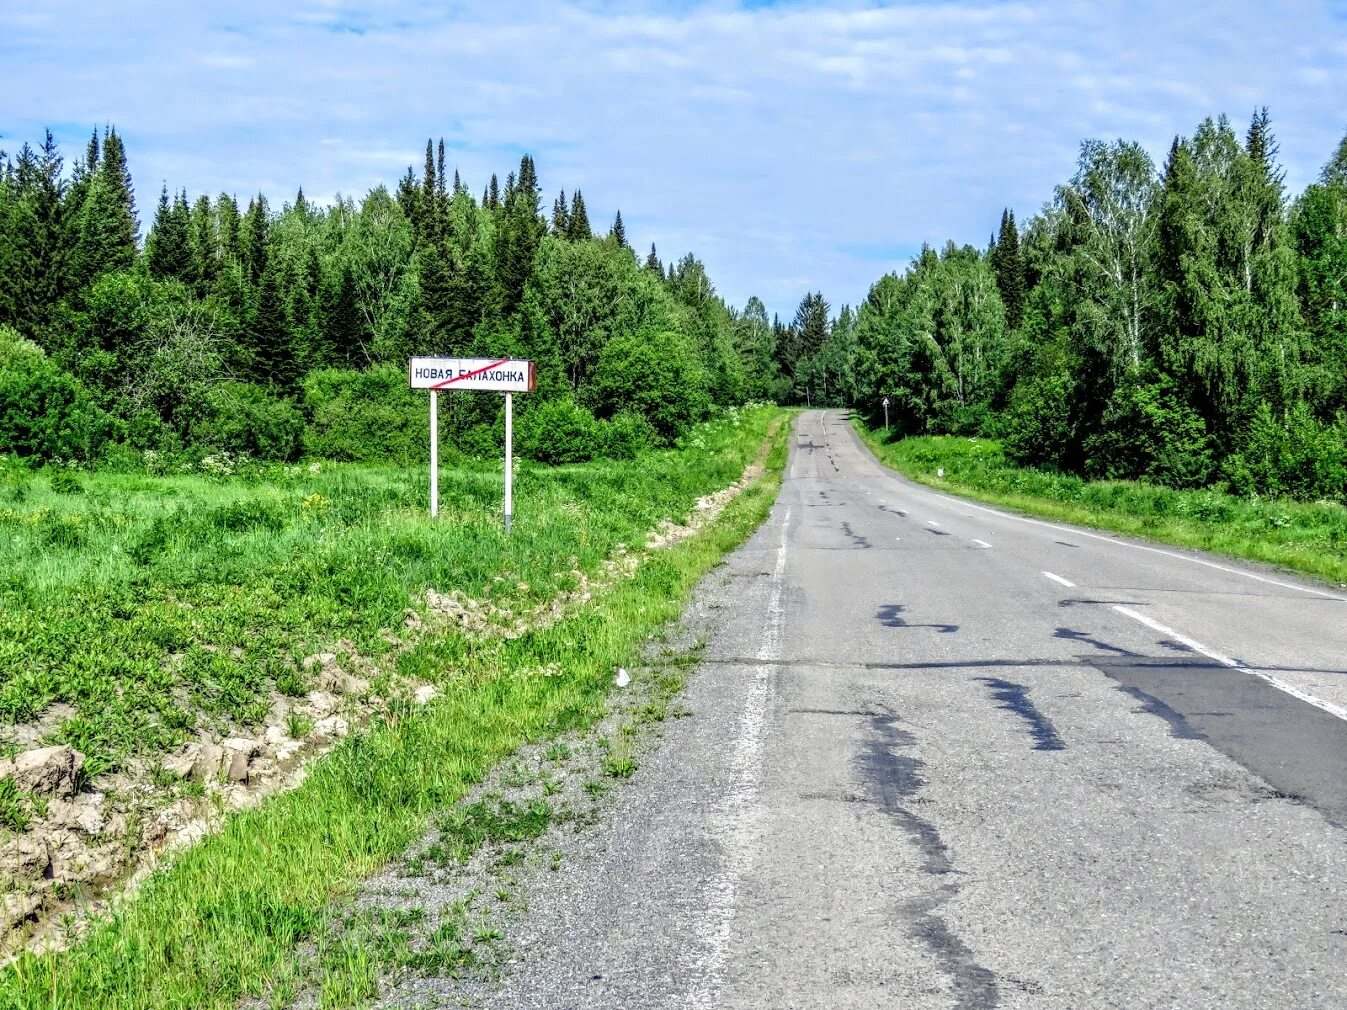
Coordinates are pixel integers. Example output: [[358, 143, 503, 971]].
[[882, 396, 890, 432], [411, 357, 534, 529], [409, 357, 536, 392]]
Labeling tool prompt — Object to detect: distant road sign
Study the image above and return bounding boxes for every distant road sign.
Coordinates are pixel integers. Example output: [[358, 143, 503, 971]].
[[409, 357, 536, 392]]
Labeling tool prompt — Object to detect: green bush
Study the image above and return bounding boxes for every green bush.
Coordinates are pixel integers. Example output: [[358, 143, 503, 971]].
[[189, 382, 304, 461], [1083, 375, 1215, 489], [0, 352, 118, 464], [302, 366, 427, 463], [1224, 402, 1347, 501], [589, 329, 710, 443], [599, 410, 658, 460], [1003, 370, 1074, 469], [517, 397, 601, 464]]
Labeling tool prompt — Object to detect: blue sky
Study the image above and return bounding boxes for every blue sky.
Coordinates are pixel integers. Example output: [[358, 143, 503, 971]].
[[2, 1, 1346, 315]]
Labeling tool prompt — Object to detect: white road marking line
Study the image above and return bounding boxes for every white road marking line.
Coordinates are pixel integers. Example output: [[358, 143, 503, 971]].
[[972, 539, 991, 549], [1042, 571, 1075, 588], [687, 503, 790, 1006], [905, 484, 1347, 602], [926, 519, 940, 526], [1112, 605, 1347, 723]]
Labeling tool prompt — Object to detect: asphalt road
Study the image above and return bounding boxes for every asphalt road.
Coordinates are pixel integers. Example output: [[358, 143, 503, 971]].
[[469, 410, 1347, 1009]]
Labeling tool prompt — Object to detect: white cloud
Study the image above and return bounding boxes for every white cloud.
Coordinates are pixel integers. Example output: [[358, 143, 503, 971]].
[[2, 1, 1345, 312]]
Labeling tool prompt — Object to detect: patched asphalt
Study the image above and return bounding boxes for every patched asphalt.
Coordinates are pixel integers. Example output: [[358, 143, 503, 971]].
[[423, 410, 1347, 1009]]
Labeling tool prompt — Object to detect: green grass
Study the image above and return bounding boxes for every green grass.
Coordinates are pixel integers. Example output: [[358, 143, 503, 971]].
[[0, 409, 789, 1010], [855, 423, 1347, 585], [0, 405, 775, 777]]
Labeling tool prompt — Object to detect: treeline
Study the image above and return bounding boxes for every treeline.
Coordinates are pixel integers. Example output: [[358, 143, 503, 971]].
[[776, 109, 1347, 502], [0, 130, 782, 467]]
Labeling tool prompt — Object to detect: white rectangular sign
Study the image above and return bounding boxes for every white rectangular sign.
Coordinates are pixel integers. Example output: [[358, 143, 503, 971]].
[[409, 357, 535, 392]]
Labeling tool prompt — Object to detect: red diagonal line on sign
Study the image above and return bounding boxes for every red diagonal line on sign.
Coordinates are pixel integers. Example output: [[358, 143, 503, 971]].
[[430, 358, 511, 390]]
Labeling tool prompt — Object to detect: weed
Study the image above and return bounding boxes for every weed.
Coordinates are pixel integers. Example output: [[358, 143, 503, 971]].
[[286, 711, 314, 740], [0, 777, 30, 832]]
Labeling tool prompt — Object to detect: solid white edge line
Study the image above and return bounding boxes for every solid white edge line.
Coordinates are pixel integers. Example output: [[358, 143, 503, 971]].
[[897, 479, 1347, 603], [972, 539, 991, 549], [1112, 605, 1347, 724], [1042, 571, 1075, 588]]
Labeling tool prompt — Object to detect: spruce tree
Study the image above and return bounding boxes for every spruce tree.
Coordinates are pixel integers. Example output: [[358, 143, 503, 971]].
[[992, 208, 1025, 330], [488, 173, 500, 210], [147, 185, 194, 282], [249, 260, 297, 389], [611, 210, 627, 248], [321, 261, 365, 367], [71, 127, 138, 293], [567, 189, 591, 241], [217, 193, 242, 264], [552, 189, 569, 235], [239, 194, 269, 284], [436, 139, 447, 200], [189, 194, 216, 293], [494, 154, 544, 315], [645, 242, 662, 274]]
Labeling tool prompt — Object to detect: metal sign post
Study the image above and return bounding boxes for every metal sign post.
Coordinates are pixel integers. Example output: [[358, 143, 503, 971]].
[[882, 396, 890, 434], [410, 357, 535, 529], [504, 392, 514, 532], [430, 389, 440, 518]]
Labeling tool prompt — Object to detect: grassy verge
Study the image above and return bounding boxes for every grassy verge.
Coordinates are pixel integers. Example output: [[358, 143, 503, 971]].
[[855, 424, 1347, 586], [0, 406, 772, 777], [0, 413, 789, 1010]]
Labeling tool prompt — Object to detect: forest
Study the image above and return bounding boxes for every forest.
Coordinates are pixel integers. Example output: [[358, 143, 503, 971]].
[[789, 109, 1347, 503], [4, 109, 1347, 502], [0, 130, 791, 469]]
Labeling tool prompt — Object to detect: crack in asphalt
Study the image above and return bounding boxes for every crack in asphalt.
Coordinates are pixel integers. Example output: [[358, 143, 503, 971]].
[[856, 706, 1001, 1009]]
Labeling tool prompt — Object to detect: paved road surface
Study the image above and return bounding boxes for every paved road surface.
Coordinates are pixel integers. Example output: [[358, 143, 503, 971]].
[[471, 410, 1347, 1009]]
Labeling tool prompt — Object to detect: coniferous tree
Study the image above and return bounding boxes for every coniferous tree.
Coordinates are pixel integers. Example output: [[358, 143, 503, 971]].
[[436, 139, 447, 201], [567, 189, 591, 241], [71, 127, 138, 293], [992, 208, 1025, 329], [147, 185, 194, 282], [321, 260, 365, 367], [611, 210, 627, 249], [495, 155, 544, 314], [217, 193, 241, 264], [551, 189, 569, 235], [645, 242, 662, 274], [488, 173, 500, 210], [249, 260, 297, 389], [239, 194, 269, 284]]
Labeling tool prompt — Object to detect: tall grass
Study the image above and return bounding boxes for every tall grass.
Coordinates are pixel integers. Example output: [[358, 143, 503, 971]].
[[0, 411, 789, 1009], [856, 424, 1347, 585]]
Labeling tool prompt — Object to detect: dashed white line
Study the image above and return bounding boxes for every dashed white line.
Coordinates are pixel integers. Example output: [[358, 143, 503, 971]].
[[1112, 605, 1347, 724], [926, 520, 940, 527], [972, 539, 992, 549], [902, 483, 1347, 602], [1042, 571, 1075, 588]]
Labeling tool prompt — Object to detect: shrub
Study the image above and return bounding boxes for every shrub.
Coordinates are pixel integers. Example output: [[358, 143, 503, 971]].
[[189, 382, 304, 461], [302, 366, 427, 463], [599, 410, 658, 460], [589, 329, 710, 443], [1224, 402, 1347, 501], [1083, 375, 1215, 489], [0, 352, 118, 464], [1002, 371, 1074, 469], [517, 397, 601, 464]]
